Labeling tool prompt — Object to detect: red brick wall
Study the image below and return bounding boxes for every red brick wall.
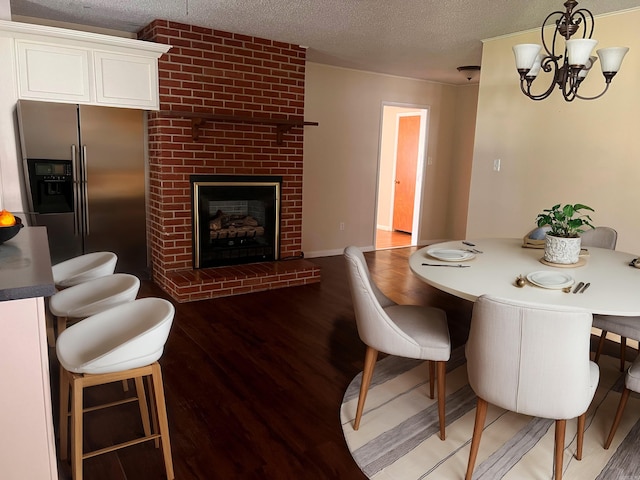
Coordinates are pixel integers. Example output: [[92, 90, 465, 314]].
[[138, 20, 319, 302]]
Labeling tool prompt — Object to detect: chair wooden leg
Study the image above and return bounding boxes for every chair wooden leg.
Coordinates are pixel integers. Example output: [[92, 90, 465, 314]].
[[59, 367, 70, 461], [436, 361, 446, 440], [151, 362, 175, 480], [71, 374, 84, 480], [354, 346, 378, 430], [620, 337, 627, 371], [594, 330, 607, 363], [465, 397, 488, 480], [576, 413, 586, 460], [605, 387, 631, 449], [555, 419, 566, 480], [428, 360, 435, 399]]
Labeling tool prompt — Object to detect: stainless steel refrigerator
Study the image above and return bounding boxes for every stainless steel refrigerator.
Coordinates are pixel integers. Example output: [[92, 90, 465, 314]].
[[16, 100, 148, 277]]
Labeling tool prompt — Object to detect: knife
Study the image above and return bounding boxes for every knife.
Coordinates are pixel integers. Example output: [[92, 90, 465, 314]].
[[572, 282, 584, 294], [579, 282, 590, 293], [422, 263, 470, 268]]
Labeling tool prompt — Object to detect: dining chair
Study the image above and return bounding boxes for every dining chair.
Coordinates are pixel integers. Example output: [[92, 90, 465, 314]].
[[581, 227, 632, 371], [56, 297, 175, 480], [604, 352, 640, 449], [343, 246, 451, 439], [465, 295, 599, 480]]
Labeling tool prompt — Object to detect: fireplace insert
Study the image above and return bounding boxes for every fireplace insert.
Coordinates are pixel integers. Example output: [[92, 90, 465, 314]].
[[191, 175, 282, 268]]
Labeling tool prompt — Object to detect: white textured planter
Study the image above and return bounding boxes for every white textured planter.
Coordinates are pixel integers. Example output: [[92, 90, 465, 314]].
[[544, 234, 582, 264]]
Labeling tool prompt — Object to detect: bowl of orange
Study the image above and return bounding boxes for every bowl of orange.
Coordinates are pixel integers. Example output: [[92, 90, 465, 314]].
[[0, 210, 23, 245]]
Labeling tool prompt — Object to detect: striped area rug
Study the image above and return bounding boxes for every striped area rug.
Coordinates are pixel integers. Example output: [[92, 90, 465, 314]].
[[341, 348, 640, 479]]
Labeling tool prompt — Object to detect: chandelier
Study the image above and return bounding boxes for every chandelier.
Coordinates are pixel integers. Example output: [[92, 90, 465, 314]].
[[512, 0, 629, 102]]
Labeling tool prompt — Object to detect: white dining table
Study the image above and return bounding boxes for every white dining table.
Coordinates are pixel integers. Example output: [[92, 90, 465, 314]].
[[409, 238, 640, 316]]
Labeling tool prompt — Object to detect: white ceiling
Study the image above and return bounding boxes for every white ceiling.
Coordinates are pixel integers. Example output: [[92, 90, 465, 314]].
[[9, 0, 640, 85]]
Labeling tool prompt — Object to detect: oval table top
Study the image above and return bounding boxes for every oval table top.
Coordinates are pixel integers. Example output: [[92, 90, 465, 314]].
[[409, 238, 640, 316]]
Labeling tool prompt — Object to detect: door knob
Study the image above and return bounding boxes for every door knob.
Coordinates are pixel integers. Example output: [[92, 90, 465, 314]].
[[395, 180, 400, 184]]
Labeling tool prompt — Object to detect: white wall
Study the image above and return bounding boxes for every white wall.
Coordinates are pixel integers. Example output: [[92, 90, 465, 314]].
[[303, 63, 478, 257], [467, 8, 640, 253]]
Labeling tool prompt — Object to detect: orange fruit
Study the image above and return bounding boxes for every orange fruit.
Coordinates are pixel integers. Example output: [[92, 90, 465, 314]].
[[0, 209, 16, 227]]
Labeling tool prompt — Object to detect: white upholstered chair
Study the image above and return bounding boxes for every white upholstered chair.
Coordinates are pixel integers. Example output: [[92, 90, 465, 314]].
[[581, 227, 633, 371], [344, 246, 451, 439], [580, 226, 618, 251], [56, 297, 175, 480], [52, 251, 118, 289], [465, 295, 599, 480], [604, 353, 640, 449]]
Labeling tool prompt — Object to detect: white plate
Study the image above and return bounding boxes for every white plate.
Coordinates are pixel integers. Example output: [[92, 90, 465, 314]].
[[426, 248, 475, 262], [526, 271, 574, 289]]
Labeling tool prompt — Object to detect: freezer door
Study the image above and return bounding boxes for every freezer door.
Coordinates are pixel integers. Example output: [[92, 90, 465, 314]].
[[17, 100, 78, 159], [78, 105, 148, 276], [17, 100, 84, 262]]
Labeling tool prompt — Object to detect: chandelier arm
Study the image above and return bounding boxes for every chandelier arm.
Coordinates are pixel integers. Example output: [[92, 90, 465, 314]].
[[541, 11, 565, 55], [576, 83, 611, 101], [572, 9, 594, 38]]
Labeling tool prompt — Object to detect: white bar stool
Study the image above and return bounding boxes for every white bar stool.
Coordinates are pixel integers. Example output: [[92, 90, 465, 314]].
[[49, 273, 140, 337], [52, 251, 118, 289], [56, 297, 175, 480]]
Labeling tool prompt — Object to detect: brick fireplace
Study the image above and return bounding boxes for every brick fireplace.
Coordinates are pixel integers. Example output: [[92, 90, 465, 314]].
[[138, 20, 320, 303]]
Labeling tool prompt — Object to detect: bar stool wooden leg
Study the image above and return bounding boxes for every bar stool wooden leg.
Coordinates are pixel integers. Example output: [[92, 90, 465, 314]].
[[134, 376, 152, 438], [59, 368, 70, 461], [71, 374, 84, 480], [151, 362, 175, 480], [146, 375, 160, 448], [57, 316, 68, 338]]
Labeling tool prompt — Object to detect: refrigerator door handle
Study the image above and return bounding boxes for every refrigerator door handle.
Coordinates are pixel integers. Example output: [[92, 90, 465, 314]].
[[82, 145, 90, 235], [71, 144, 81, 236]]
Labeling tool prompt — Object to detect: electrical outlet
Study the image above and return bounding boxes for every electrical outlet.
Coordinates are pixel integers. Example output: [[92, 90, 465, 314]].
[[493, 158, 501, 171], [340, 222, 345, 231]]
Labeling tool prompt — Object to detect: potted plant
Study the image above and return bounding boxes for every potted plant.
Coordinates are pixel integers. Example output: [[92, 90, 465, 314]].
[[535, 203, 595, 264]]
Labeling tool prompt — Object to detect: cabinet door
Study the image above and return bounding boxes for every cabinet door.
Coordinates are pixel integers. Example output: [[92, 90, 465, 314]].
[[15, 40, 91, 102], [94, 51, 160, 109]]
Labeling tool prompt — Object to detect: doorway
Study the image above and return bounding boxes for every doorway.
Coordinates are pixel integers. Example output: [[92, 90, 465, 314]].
[[375, 105, 428, 250]]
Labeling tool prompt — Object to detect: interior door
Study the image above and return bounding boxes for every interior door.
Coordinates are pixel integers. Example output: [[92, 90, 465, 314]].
[[392, 115, 420, 233]]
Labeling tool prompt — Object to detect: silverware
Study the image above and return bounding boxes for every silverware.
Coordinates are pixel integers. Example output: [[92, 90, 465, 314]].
[[462, 241, 475, 246], [422, 263, 470, 268], [471, 248, 483, 254], [579, 282, 590, 293], [573, 282, 584, 294]]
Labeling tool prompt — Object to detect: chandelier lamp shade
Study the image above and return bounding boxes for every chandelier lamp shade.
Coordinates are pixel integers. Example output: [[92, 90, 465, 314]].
[[512, 0, 629, 102]]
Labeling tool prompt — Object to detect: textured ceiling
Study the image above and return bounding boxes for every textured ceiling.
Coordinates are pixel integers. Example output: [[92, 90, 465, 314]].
[[9, 0, 640, 85]]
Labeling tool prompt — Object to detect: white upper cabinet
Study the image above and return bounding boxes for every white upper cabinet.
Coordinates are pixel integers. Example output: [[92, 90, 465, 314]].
[[16, 41, 92, 102], [0, 20, 170, 110]]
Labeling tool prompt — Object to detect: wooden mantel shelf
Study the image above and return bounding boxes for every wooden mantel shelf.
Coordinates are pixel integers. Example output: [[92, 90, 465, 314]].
[[158, 110, 319, 145]]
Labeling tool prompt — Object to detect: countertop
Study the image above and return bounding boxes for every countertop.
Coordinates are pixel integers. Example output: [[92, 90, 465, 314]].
[[0, 226, 56, 301]]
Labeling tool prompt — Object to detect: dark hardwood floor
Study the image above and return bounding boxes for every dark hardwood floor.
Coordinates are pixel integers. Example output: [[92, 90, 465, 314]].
[[50, 247, 629, 479]]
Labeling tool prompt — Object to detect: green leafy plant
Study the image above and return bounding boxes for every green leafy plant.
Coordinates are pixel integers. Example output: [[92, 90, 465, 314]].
[[536, 203, 595, 238]]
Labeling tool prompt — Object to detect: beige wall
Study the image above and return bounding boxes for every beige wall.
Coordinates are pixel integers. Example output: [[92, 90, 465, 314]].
[[303, 63, 478, 257], [468, 9, 640, 253]]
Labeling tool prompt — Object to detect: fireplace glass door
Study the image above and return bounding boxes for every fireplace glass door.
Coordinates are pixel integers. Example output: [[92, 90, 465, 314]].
[[192, 176, 281, 268]]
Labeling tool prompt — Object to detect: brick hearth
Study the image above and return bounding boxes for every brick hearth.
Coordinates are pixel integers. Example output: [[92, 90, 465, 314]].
[[139, 20, 320, 302]]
